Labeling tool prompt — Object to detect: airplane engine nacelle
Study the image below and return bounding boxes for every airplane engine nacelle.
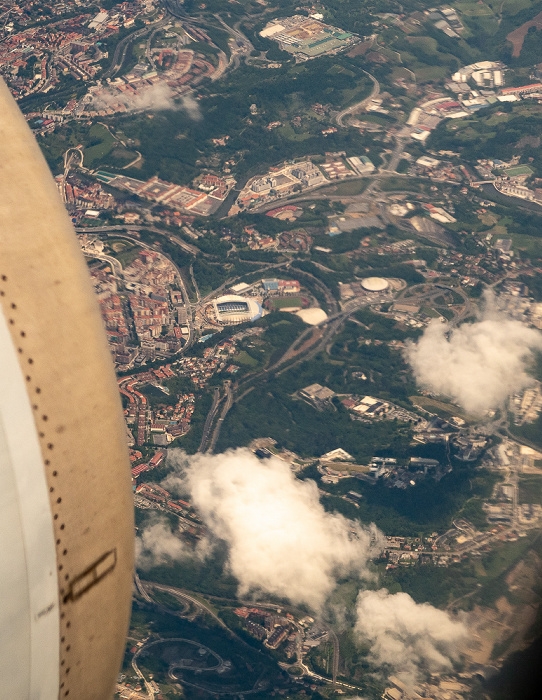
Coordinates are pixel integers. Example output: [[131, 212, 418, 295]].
[[0, 79, 134, 699]]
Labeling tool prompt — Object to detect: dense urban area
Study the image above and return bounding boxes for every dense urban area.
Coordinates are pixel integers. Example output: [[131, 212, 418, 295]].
[[5, 0, 542, 698]]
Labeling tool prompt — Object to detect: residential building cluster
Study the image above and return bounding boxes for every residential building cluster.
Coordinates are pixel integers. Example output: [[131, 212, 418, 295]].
[[1, 0, 154, 98], [58, 176, 115, 214], [124, 249, 176, 295], [277, 228, 313, 252], [234, 607, 297, 652], [120, 367, 195, 446], [241, 225, 277, 251], [118, 340, 236, 446], [85, 246, 189, 364], [83, 49, 214, 117], [96, 171, 235, 216], [177, 341, 237, 387], [129, 294, 170, 341], [320, 156, 351, 180], [407, 62, 542, 144], [237, 152, 375, 209], [237, 159, 326, 209], [133, 480, 205, 538], [383, 533, 458, 569], [238, 224, 313, 252], [496, 279, 542, 329], [509, 384, 542, 425]]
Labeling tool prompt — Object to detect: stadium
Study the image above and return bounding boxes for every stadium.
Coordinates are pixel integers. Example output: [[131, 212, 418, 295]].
[[212, 295, 264, 325], [361, 277, 389, 292]]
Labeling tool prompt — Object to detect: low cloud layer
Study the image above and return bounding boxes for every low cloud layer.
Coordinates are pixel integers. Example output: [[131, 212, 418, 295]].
[[355, 589, 468, 684], [405, 295, 542, 415], [90, 83, 201, 118], [137, 449, 469, 682], [164, 449, 382, 611], [136, 517, 190, 570]]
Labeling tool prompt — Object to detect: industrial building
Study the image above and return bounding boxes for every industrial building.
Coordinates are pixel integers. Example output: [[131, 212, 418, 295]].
[[299, 383, 335, 408], [260, 15, 358, 60]]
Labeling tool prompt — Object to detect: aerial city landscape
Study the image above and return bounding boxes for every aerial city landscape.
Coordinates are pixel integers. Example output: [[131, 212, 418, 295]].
[[4, 0, 542, 697]]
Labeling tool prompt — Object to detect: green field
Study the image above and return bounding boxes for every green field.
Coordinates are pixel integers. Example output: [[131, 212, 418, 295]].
[[506, 230, 542, 257], [380, 177, 427, 193], [455, 1, 495, 16], [503, 165, 534, 177], [410, 395, 467, 420], [429, 103, 542, 176], [332, 179, 369, 195], [486, 0, 535, 14], [235, 350, 259, 367], [270, 296, 304, 309], [38, 122, 138, 174], [518, 474, 542, 504], [107, 240, 141, 267]]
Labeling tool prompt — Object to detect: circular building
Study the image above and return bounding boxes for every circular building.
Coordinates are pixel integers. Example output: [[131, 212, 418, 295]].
[[212, 294, 264, 325], [296, 308, 328, 326], [361, 276, 389, 292]]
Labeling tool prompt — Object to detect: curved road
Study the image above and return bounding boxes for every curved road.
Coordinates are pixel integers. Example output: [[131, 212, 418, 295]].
[[198, 387, 221, 452], [336, 70, 379, 127], [75, 224, 199, 256], [102, 19, 167, 80]]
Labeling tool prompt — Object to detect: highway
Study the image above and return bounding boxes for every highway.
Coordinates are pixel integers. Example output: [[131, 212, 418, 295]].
[[131, 654, 154, 700], [102, 19, 168, 80], [189, 262, 201, 302], [329, 628, 340, 686], [393, 281, 475, 326], [336, 70, 380, 127], [197, 387, 221, 452], [82, 250, 124, 278], [190, 590, 344, 688], [207, 381, 233, 453], [75, 224, 200, 256], [213, 14, 255, 73], [138, 579, 253, 649]]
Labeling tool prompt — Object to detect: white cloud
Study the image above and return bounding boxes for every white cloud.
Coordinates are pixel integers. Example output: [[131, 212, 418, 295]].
[[164, 448, 383, 611], [136, 450, 469, 683], [178, 94, 202, 120], [90, 82, 202, 118], [405, 293, 542, 415], [354, 589, 468, 685], [135, 516, 190, 570]]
